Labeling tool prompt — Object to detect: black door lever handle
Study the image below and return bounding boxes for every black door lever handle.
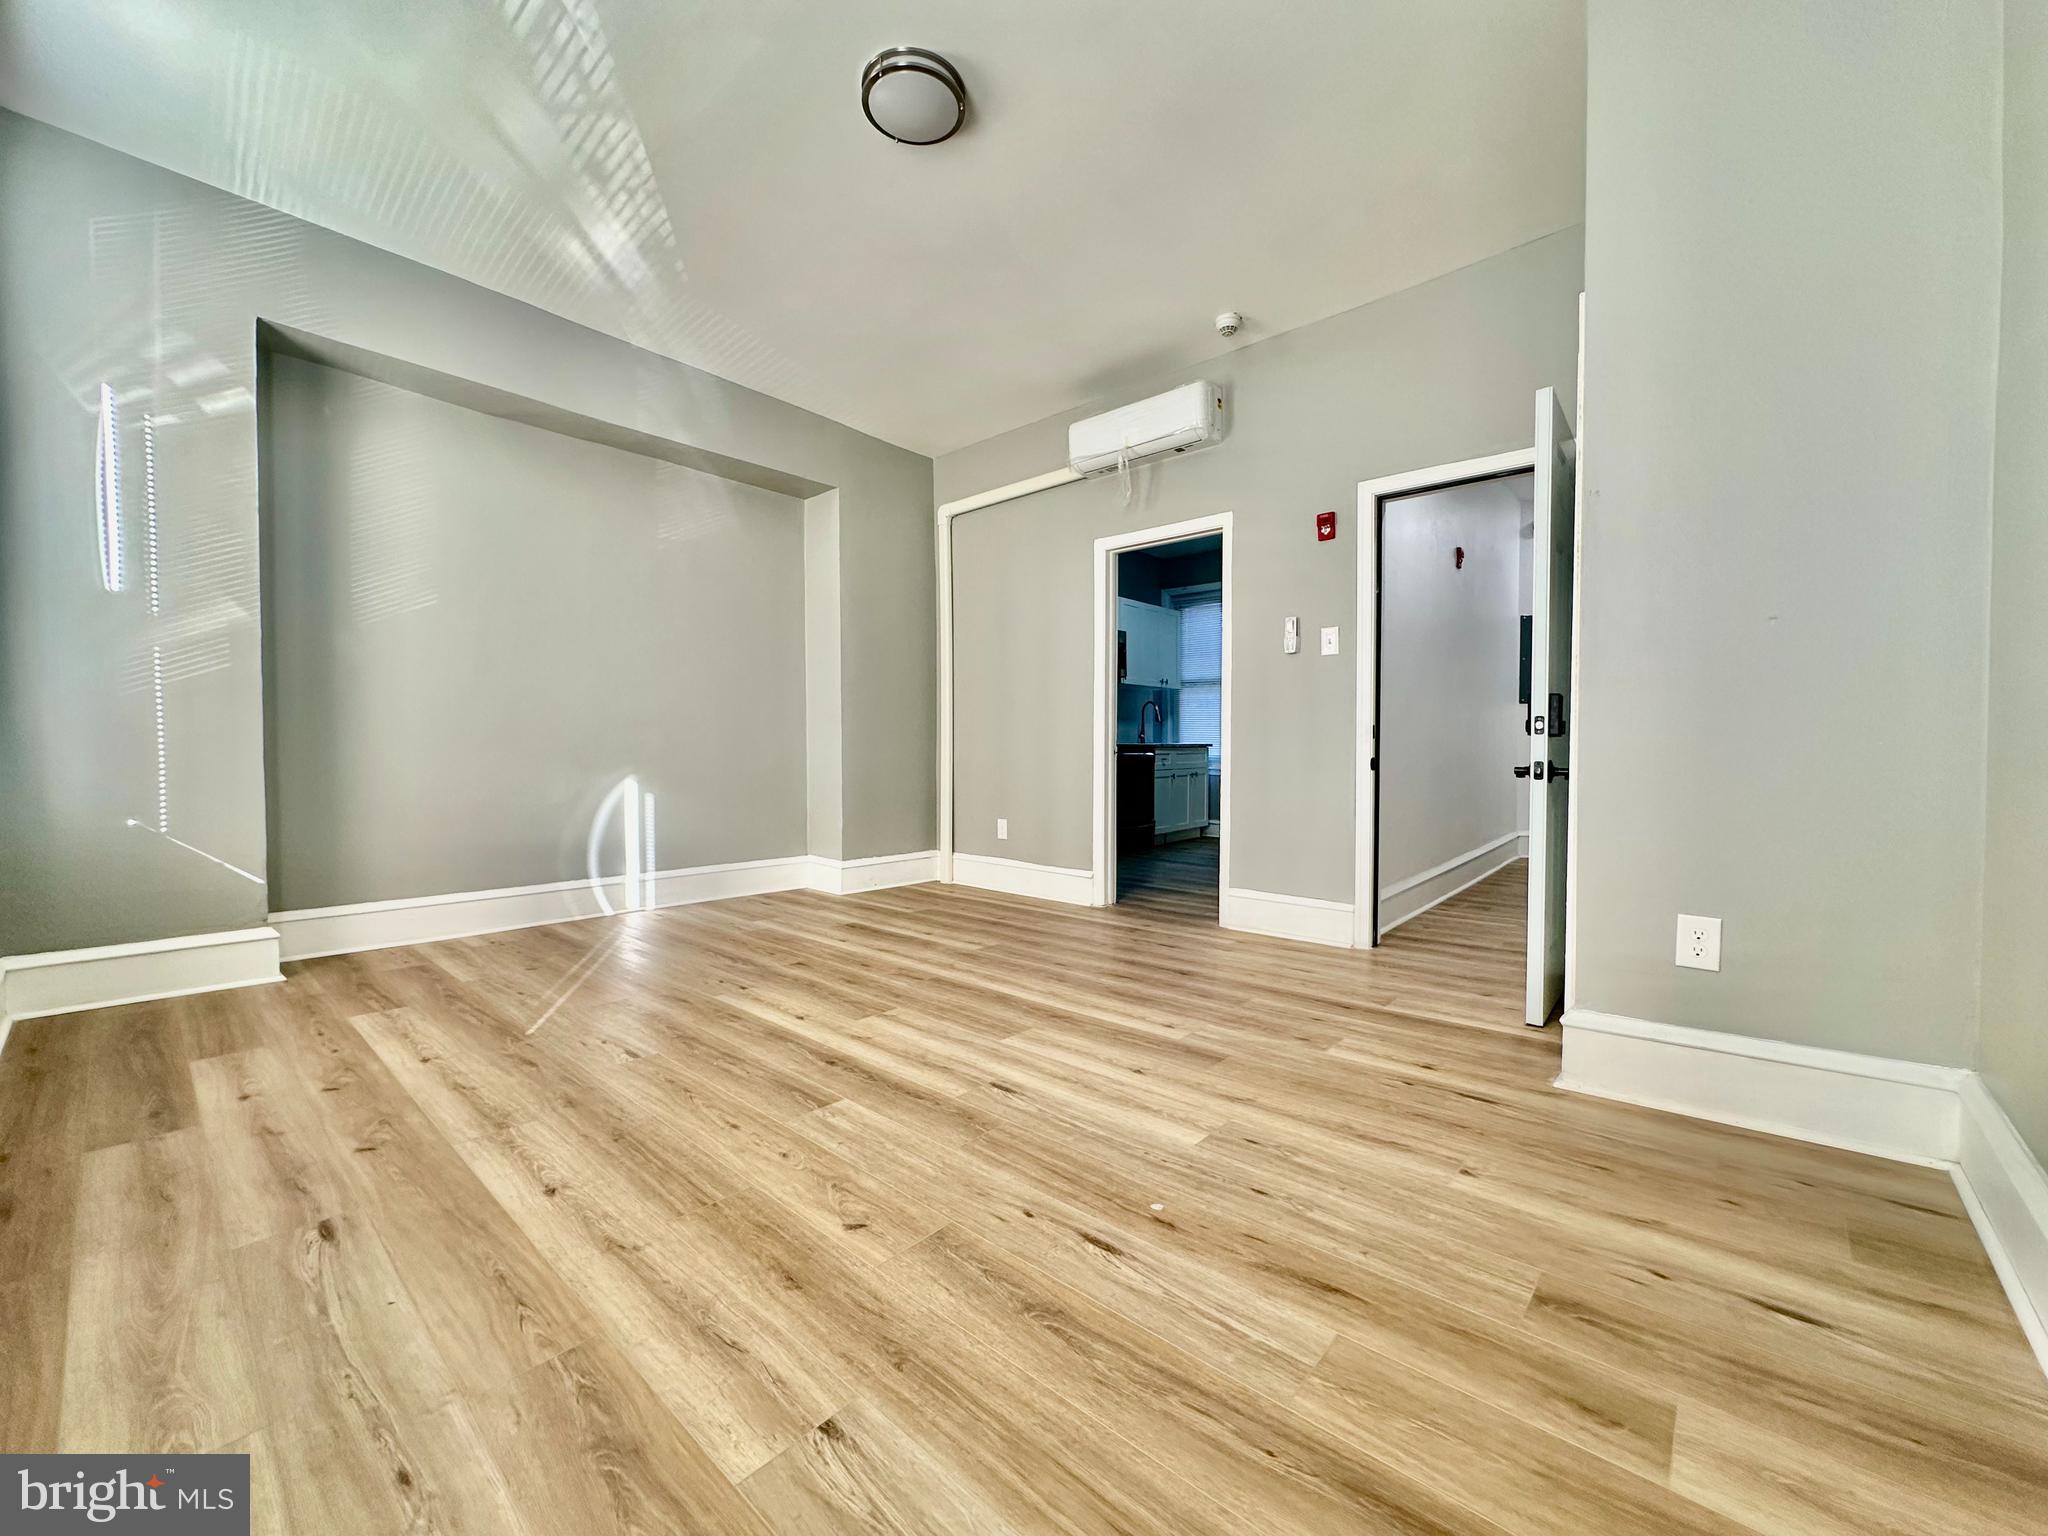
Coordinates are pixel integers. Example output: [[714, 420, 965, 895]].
[[1513, 765, 1531, 779]]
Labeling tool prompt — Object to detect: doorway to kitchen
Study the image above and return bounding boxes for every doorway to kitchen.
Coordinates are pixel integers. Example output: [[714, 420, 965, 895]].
[[1094, 515, 1232, 919]]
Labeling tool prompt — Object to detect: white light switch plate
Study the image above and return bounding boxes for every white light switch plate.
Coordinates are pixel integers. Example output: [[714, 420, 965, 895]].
[[1676, 914, 1721, 971], [1283, 617, 1300, 654], [996, 818, 1008, 840], [1320, 625, 1340, 656]]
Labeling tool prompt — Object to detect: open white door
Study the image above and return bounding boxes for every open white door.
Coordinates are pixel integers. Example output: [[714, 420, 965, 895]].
[[1525, 388, 1575, 1026]]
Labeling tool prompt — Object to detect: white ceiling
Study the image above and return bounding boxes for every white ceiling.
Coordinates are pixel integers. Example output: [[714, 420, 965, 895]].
[[0, 0, 1585, 456]]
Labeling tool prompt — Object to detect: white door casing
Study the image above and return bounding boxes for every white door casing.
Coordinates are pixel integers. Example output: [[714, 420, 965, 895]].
[[1354, 447, 1538, 948]]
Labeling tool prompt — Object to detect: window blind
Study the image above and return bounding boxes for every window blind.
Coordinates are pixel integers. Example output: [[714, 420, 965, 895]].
[[1172, 588, 1223, 768]]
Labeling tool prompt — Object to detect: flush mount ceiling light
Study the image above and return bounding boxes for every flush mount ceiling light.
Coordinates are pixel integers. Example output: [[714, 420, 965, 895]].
[[861, 47, 966, 145]]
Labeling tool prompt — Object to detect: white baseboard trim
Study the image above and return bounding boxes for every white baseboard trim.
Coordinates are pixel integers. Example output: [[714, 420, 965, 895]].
[[1558, 1008, 2047, 1380], [0, 852, 940, 1026], [950, 853, 1096, 906], [1378, 834, 1525, 934], [1954, 1076, 2048, 1377], [273, 850, 944, 961], [273, 858, 811, 960], [1222, 887, 1355, 948], [0, 926, 283, 1035], [805, 850, 940, 895], [1557, 1008, 1967, 1166]]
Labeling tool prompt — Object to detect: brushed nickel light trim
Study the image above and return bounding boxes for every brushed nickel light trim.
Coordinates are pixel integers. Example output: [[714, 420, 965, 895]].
[[861, 46, 967, 145]]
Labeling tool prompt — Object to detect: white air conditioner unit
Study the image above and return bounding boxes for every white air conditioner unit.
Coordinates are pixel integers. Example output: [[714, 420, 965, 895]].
[[1068, 382, 1224, 477]]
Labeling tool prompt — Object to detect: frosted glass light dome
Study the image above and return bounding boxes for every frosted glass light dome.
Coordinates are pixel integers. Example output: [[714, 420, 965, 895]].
[[861, 47, 966, 145]]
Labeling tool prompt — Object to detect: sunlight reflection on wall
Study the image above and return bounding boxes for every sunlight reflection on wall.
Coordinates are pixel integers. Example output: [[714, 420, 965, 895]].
[[0, 0, 874, 953], [587, 774, 657, 916], [59, 203, 327, 918], [654, 460, 740, 547], [331, 374, 441, 625], [194, 0, 803, 400]]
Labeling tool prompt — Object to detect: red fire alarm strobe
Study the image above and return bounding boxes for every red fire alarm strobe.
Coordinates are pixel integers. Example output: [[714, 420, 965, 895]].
[[1316, 510, 1337, 541]]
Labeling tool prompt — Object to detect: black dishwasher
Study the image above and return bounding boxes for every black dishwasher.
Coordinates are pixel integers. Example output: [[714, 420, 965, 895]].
[[1116, 749, 1156, 854]]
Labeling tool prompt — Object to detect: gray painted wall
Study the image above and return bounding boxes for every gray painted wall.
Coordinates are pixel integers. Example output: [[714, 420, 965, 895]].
[[1979, 0, 2048, 1158], [261, 354, 805, 910], [1378, 479, 1526, 893], [0, 110, 932, 955], [941, 227, 1583, 897], [803, 490, 845, 860], [1578, 1, 2002, 1063]]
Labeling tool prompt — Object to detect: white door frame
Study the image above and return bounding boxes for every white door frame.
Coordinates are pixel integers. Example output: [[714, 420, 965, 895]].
[[1092, 513, 1233, 908], [936, 509, 957, 883], [1563, 293, 1587, 1015], [1354, 448, 1535, 948]]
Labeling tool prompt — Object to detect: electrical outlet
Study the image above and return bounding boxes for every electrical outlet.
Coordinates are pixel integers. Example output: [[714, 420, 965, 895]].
[[996, 818, 1008, 841], [1676, 914, 1721, 971], [1320, 624, 1340, 656]]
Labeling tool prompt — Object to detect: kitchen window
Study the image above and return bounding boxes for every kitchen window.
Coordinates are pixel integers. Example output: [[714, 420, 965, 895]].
[[1167, 585, 1222, 769]]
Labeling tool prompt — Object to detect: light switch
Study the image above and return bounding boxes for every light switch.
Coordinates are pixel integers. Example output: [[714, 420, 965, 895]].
[[1320, 625, 1340, 656], [996, 818, 1008, 841], [1283, 617, 1300, 655]]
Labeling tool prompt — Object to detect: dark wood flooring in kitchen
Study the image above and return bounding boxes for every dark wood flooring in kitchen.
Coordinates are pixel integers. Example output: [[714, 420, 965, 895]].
[[1115, 835, 1220, 916]]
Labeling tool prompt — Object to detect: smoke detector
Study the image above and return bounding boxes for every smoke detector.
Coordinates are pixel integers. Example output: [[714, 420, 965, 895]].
[[1215, 311, 1243, 338]]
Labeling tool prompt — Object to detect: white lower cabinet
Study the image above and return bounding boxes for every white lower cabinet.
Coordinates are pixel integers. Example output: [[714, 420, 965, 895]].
[[1153, 747, 1210, 838]]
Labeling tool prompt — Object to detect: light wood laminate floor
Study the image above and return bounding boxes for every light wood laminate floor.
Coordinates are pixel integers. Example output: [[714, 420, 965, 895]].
[[2, 866, 2044, 1533]]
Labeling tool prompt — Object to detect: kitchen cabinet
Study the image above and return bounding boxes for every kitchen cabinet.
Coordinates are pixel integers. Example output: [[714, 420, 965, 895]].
[[1117, 598, 1182, 689], [1152, 745, 1210, 838], [1115, 743, 1211, 845]]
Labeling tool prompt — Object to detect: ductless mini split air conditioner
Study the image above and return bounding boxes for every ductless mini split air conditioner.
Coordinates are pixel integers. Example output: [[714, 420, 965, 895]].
[[1067, 381, 1225, 476]]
